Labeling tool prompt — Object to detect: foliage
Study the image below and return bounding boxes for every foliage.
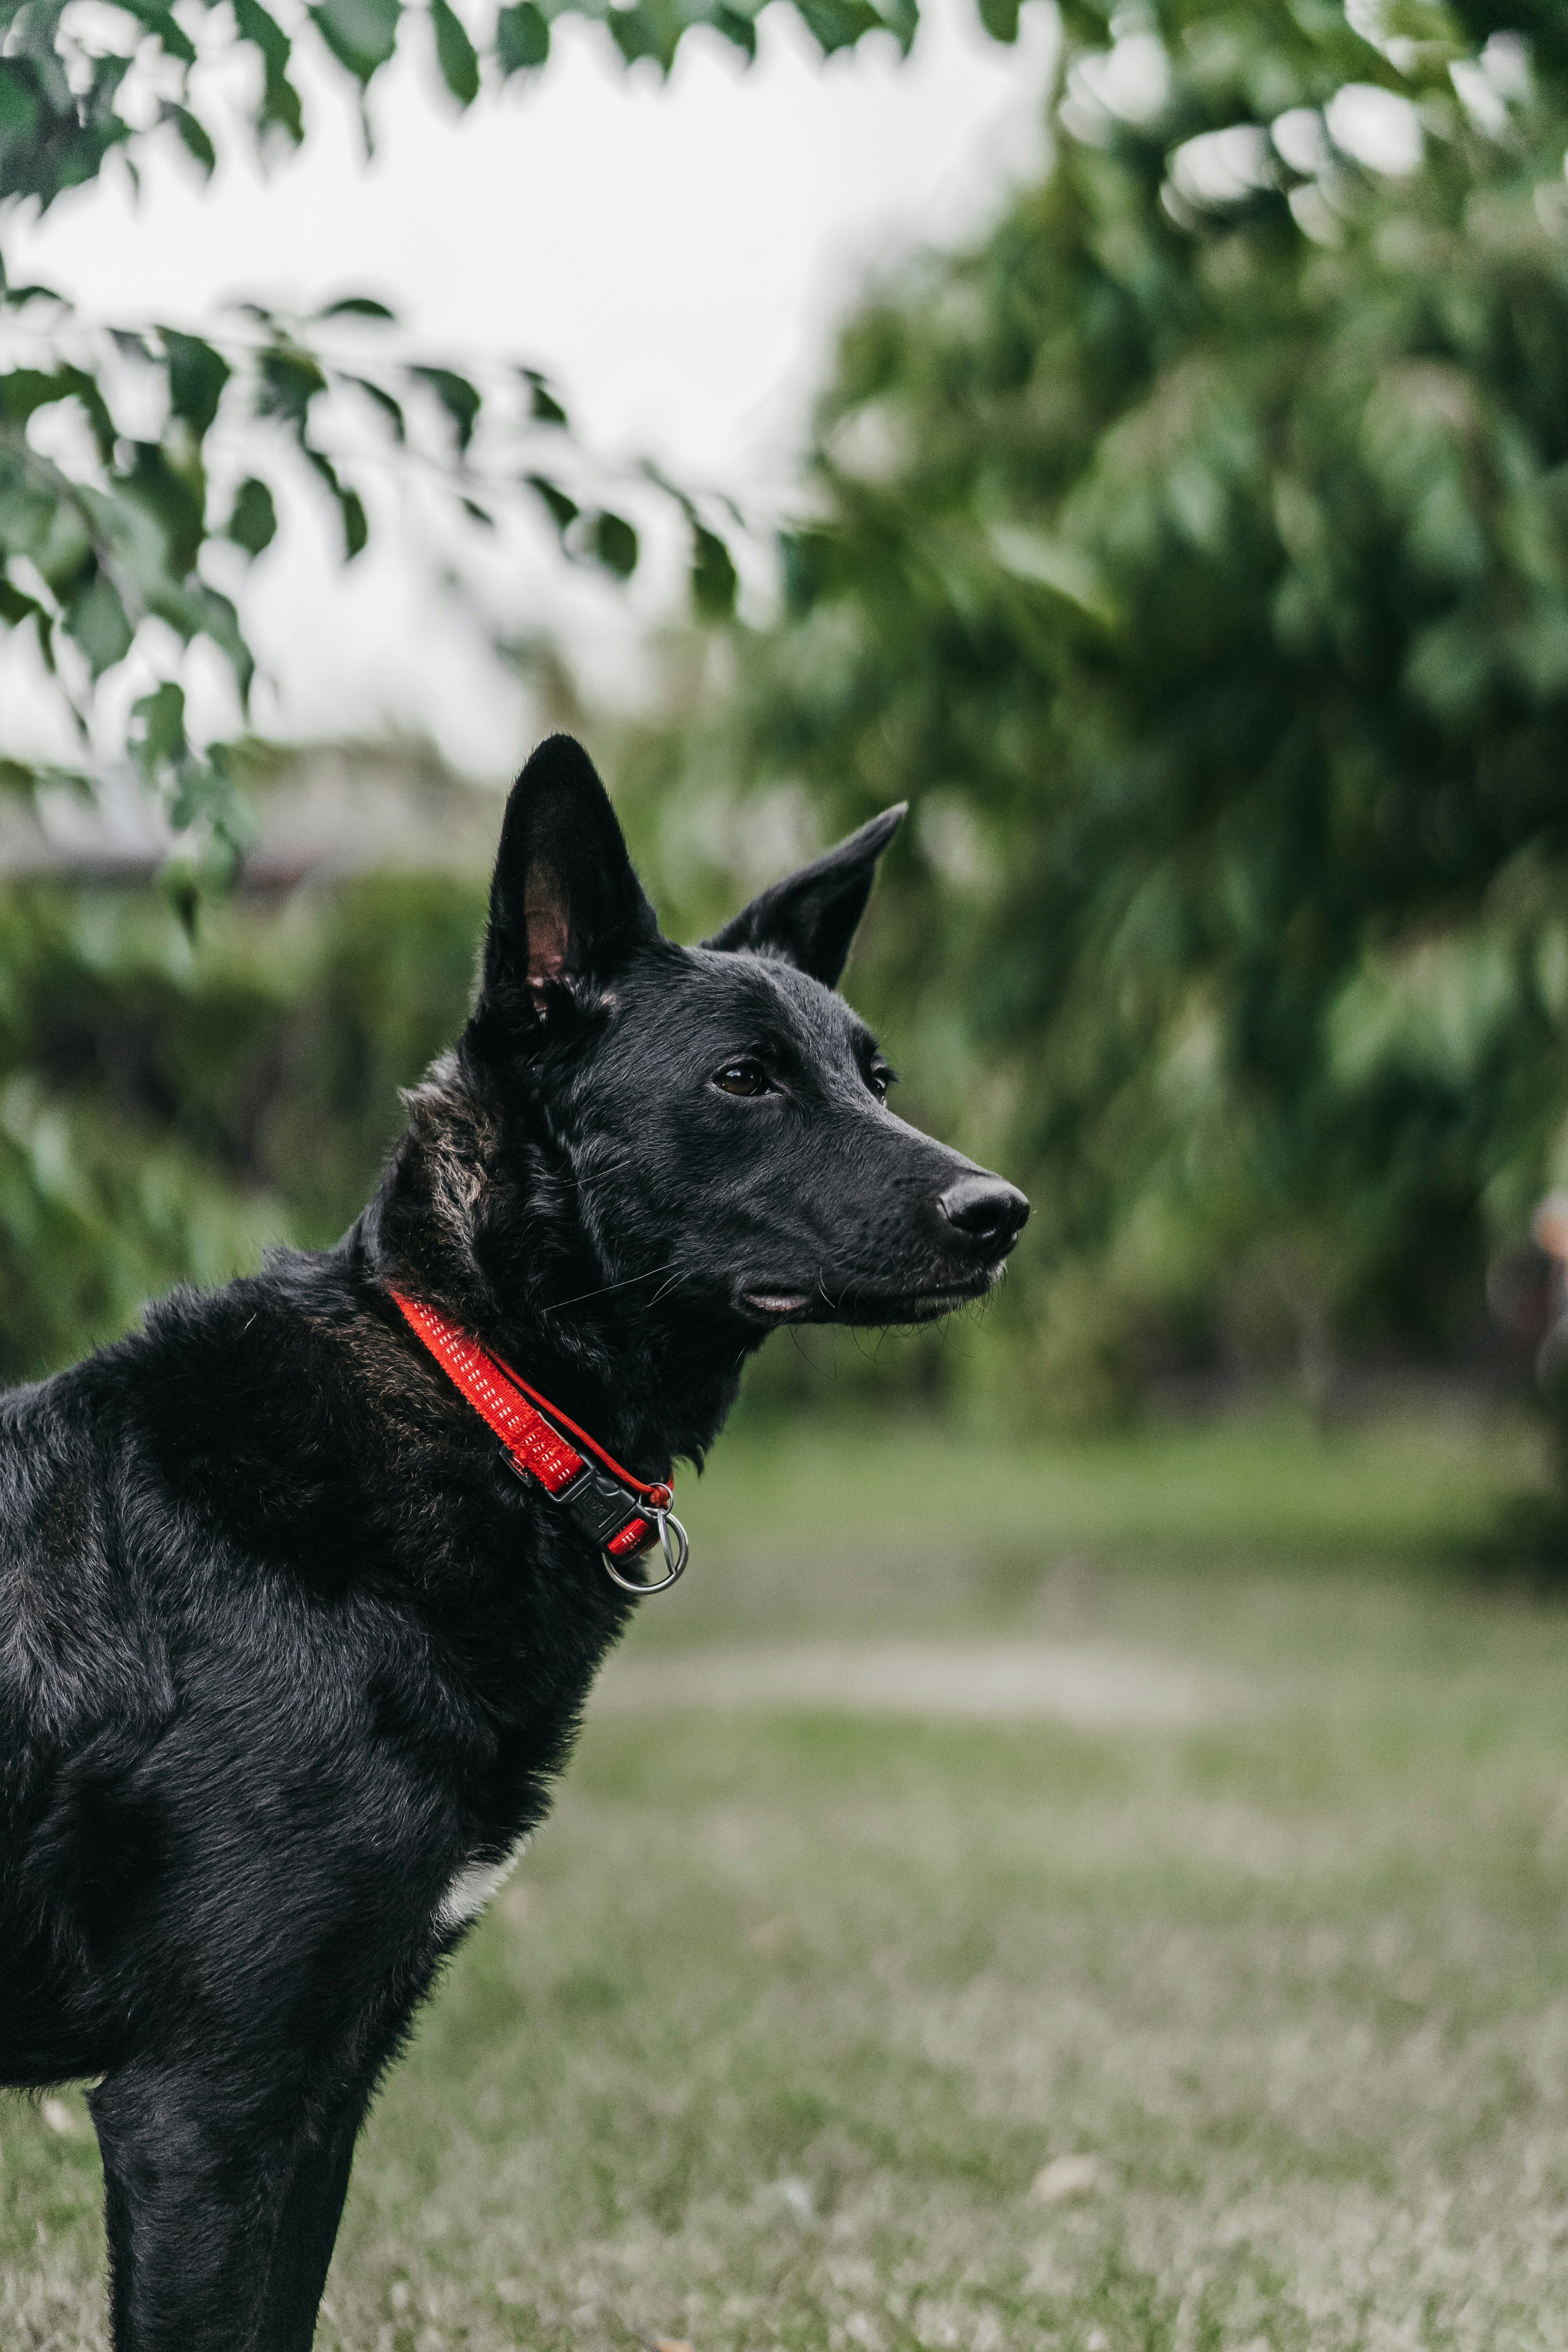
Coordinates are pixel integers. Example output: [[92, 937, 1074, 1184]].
[[0, 287, 690, 881], [0, 0, 989, 870], [0, 857, 485, 1380], [622, 0, 1568, 1409]]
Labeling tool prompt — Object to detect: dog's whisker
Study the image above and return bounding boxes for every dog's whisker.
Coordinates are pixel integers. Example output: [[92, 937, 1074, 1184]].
[[645, 1261, 697, 1311], [542, 1259, 682, 1315]]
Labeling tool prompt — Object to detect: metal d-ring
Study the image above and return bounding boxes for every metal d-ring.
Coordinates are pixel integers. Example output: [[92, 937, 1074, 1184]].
[[602, 1507, 690, 1597]]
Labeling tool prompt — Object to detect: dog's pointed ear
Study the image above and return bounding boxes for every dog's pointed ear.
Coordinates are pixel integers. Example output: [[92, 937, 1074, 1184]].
[[474, 735, 657, 1036], [703, 804, 906, 988]]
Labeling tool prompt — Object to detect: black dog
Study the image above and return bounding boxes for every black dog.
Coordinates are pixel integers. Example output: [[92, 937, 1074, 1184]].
[[0, 736, 1027, 2350]]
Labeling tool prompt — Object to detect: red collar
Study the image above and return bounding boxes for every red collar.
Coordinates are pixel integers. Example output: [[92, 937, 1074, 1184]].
[[389, 1289, 688, 1594]]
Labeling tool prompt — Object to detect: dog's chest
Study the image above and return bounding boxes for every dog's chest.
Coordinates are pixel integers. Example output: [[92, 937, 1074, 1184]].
[[436, 1830, 531, 1931]]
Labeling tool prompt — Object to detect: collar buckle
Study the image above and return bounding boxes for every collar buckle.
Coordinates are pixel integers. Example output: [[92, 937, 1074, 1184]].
[[506, 1450, 687, 1592], [393, 1286, 690, 1599], [602, 1503, 689, 1596]]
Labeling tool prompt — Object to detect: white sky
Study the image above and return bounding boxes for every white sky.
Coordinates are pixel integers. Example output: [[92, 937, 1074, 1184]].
[[5, 0, 1055, 773]]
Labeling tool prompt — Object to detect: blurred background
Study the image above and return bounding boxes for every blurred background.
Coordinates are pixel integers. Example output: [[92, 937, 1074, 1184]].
[[10, 6, 1568, 2349], [7, 0, 1568, 1456]]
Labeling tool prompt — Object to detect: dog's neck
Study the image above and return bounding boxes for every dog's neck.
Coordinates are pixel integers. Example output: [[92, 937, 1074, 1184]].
[[352, 1054, 747, 1479]]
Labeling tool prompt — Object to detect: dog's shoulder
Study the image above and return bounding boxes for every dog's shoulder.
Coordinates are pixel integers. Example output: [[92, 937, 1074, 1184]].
[[0, 1250, 413, 1621]]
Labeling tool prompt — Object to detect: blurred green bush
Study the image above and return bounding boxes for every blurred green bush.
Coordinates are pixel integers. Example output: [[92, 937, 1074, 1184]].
[[0, 869, 485, 1381], [13, 4, 1568, 1433], [612, 0, 1568, 1419]]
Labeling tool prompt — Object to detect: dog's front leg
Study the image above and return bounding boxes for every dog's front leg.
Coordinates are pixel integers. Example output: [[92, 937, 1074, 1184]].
[[89, 2065, 363, 2352], [253, 2096, 367, 2351]]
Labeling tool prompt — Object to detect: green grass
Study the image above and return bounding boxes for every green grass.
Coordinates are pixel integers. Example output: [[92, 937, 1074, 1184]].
[[8, 1405, 1568, 2351], [680, 1397, 1547, 1564]]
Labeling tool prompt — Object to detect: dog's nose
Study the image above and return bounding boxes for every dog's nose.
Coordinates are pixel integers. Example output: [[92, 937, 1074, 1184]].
[[937, 1172, 1029, 1251]]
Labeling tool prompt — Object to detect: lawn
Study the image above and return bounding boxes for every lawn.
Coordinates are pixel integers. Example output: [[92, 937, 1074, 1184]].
[[8, 1404, 1568, 2351]]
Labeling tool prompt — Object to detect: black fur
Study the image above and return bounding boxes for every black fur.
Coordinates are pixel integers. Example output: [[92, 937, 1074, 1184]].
[[0, 736, 1027, 2350]]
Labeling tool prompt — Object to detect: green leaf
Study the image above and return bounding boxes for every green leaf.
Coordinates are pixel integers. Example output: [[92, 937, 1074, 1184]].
[[881, 0, 916, 51], [339, 484, 368, 558], [88, 57, 136, 128], [121, 441, 205, 578], [64, 567, 134, 678], [259, 68, 305, 142], [130, 679, 187, 773], [309, 0, 401, 84], [2, 283, 68, 313], [0, 578, 44, 629], [430, 0, 479, 103], [200, 741, 260, 865], [161, 330, 230, 437], [256, 345, 327, 426], [607, 0, 686, 73], [32, 511, 93, 604], [520, 366, 568, 426], [163, 864, 202, 937], [166, 103, 216, 174], [460, 494, 495, 527], [0, 367, 116, 463], [708, 3, 757, 56], [0, 470, 64, 568], [306, 448, 369, 558], [691, 521, 737, 619], [147, 580, 254, 705], [346, 374, 407, 441], [112, 0, 197, 64], [590, 509, 638, 577], [226, 476, 278, 556], [973, 0, 1016, 39], [792, 0, 883, 55], [0, 64, 40, 144], [233, 0, 291, 74], [527, 473, 579, 538], [777, 526, 833, 617], [495, 0, 550, 72], [234, 0, 304, 142], [409, 365, 481, 453], [316, 294, 397, 320]]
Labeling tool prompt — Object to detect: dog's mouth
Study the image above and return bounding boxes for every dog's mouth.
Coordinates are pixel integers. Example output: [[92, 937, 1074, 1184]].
[[739, 1265, 1004, 1327]]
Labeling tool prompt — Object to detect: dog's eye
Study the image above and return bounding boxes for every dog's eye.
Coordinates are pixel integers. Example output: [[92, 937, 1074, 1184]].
[[867, 1063, 893, 1102], [713, 1060, 770, 1097]]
